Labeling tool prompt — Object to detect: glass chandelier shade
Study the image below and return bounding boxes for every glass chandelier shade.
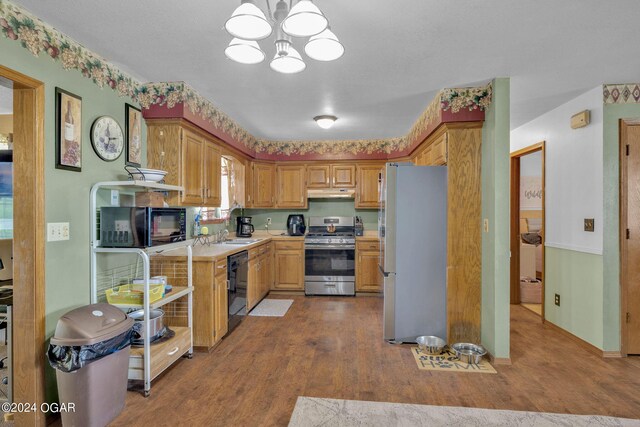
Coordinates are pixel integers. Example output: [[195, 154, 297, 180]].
[[304, 28, 344, 61], [270, 40, 306, 74], [281, 0, 328, 38], [225, 1, 273, 40], [225, 38, 266, 64]]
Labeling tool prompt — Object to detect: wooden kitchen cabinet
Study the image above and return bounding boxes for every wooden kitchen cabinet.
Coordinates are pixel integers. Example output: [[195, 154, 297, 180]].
[[273, 240, 304, 290], [247, 242, 272, 311], [306, 164, 355, 189], [251, 162, 276, 208], [146, 120, 222, 207], [356, 164, 384, 208], [332, 164, 356, 187], [190, 258, 227, 350], [214, 260, 228, 342], [204, 141, 221, 206], [356, 240, 382, 292], [430, 133, 447, 165], [276, 164, 307, 208], [307, 164, 330, 188]]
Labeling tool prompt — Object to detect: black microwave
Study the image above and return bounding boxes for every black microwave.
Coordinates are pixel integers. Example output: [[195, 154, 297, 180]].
[[99, 207, 186, 248]]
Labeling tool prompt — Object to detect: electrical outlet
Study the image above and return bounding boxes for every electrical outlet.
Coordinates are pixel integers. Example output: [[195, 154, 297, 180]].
[[554, 293, 560, 306], [483, 218, 489, 233], [47, 222, 70, 242], [266, 218, 272, 226], [584, 218, 595, 232], [110, 190, 120, 206]]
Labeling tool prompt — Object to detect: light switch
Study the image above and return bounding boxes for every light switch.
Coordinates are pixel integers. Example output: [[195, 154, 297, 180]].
[[110, 190, 120, 206], [47, 222, 70, 242]]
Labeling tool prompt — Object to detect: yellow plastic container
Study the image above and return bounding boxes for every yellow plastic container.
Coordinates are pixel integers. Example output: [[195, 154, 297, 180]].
[[105, 284, 164, 306]]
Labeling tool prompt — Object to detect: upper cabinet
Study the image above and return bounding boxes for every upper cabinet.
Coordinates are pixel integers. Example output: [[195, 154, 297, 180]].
[[203, 141, 221, 207], [276, 164, 307, 208], [414, 132, 447, 166], [251, 162, 276, 208], [356, 164, 384, 209], [181, 128, 205, 205], [307, 164, 356, 189]]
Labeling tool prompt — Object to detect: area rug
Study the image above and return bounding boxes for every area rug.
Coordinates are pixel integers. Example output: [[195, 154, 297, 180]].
[[248, 299, 293, 317], [288, 397, 640, 427], [411, 347, 497, 374]]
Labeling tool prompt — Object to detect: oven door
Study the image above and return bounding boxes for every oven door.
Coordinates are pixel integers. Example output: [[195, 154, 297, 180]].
[[305, 244, 355, 282], [149, 208, 186, 246]]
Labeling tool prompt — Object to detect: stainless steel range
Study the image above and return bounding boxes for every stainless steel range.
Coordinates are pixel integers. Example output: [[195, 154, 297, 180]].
[[304, 216, 356, 296]]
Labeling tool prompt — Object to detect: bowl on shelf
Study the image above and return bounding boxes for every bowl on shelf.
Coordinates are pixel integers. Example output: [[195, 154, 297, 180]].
[[416, 335, 446, 355], [125, 166, 168, 183], [450, 343, 487, 364]]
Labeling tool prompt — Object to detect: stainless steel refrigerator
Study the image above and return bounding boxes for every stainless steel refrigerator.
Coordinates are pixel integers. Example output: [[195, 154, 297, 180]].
[[379, 163, 447, 343]]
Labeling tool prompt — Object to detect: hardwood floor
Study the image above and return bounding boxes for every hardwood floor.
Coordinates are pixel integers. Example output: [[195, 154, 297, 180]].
[[111, 297, 640, 426]]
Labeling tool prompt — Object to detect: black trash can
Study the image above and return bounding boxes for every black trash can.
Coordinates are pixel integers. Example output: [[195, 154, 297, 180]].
[[48, 303, 134, 427]]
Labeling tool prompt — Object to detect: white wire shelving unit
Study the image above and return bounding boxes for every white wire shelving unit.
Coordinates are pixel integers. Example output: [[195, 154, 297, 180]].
[[89, 180, 193, 397]]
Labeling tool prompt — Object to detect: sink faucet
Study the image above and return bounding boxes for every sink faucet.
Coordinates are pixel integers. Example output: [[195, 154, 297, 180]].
[[221, 229, 229, 242]]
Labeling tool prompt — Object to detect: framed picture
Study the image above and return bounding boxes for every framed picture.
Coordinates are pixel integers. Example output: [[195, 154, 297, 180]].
[[125, 103, 142, 167], [55, 87, 82, 172]]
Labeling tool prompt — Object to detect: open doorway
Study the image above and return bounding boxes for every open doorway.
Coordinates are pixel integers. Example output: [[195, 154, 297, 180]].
[[510, 142, 545, 320]]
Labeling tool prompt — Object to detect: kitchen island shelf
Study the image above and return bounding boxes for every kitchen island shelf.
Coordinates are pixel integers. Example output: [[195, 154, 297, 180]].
[[89, 180, 192, 397]]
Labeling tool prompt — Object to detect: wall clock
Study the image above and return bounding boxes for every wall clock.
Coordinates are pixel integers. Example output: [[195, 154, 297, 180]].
[[90, 116, 124, 161]]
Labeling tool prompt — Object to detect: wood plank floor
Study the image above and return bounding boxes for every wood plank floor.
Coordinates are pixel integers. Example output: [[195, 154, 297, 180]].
[[111, 296, 640, 426]]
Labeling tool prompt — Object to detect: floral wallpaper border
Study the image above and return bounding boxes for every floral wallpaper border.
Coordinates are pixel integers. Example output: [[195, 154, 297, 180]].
[[603, 84, 640, 105], [0, 0, 492, 157]]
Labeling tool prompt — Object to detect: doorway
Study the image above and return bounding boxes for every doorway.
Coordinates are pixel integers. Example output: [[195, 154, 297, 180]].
[[0, 65, 46, 425], [620, 119, 640, 356], [510, 142, 545, 320]]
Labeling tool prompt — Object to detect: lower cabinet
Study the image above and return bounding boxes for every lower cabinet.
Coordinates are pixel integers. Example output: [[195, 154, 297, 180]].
[[356, 239, 382, 292], [193, 258, 228, 350], [273, 240, 305, 291], [247, 242, 272, 312]]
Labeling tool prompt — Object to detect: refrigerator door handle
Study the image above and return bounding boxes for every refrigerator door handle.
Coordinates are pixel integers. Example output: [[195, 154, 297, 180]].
[[378, 264, 391, 278]]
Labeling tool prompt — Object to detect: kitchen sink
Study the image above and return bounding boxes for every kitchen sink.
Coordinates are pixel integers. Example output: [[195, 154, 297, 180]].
[[223, 239, 262, 245]]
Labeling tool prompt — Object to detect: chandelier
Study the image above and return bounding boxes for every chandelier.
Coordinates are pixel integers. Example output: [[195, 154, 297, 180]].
[[224, 0, 344, 73]]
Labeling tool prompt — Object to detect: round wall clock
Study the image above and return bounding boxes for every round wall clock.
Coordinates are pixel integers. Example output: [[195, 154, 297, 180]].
[[90, 116, 124, 161]]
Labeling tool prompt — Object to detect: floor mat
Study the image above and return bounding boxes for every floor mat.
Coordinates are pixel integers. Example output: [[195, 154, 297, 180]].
[[248, 299, 293, 317], [288, 397, 640, 427], [411, 347, 497, 374]]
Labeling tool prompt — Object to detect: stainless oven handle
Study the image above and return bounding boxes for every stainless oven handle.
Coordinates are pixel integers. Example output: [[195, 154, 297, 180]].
[[304, 245, 356, 250]]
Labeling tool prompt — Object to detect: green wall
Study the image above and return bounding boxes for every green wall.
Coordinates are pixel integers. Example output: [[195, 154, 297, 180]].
[[544, 247, 603, 347], [481, 78, 511, 359], [603, 102, 640, 351], [234, 199, 378, 232], [0, 35, 147, 400]]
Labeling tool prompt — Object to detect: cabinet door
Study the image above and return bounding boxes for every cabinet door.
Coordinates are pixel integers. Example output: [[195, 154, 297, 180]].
[[274, 250, 304, 290], [331, 164, 356, 188], [307, 164, 330, 188], [203, 142, 221, 207], [276, 165, 307, 208], [253, 163, 275, 208], [245, 160, 254, 208], [247, 256, 259, 311], [356, 242, 382, 292], [214, 272, 228, 341], [431, 133, 448, 166], [181, 129, 204, 205], [356, 164, 383, 208]]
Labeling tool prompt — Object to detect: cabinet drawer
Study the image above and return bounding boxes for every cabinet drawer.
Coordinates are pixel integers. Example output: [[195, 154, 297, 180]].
[[215, 259, 227, 276], [275, 240, 303, 251], [129, 326, 191, 381], [357, 240, 380, 251]]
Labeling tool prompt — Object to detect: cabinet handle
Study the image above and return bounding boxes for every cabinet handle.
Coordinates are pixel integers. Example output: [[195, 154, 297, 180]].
[[217, 264, 225, 269], [167, 347, 180, 356], [227, 280, 230, 290]]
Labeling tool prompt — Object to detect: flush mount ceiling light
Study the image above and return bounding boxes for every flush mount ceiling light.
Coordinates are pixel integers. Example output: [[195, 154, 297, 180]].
[[304, 27, 344, 61], [314, 115, 337, 129], [223, 0, 343, 72], [281, 0, 328, 38], [225, 38, 266, 64], [225, 0, 273, 41]]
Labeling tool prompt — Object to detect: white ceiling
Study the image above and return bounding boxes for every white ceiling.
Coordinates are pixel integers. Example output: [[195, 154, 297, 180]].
[[0, 85, 12, 115], [12, 0, 640, 138]]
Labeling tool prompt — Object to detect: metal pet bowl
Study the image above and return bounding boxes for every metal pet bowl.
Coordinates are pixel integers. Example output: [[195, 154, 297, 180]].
[[416, 335, 446, 355], [451, 343, 487, 364]]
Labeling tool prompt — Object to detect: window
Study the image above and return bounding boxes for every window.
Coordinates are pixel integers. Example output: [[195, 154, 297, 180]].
[[201, 156, 244, 224]]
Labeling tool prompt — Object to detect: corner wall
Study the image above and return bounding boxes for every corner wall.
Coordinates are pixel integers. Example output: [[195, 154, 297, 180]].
[[481, 78, 511, 359]]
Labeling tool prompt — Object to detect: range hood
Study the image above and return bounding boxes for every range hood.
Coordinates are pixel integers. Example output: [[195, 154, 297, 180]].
[[307, 188, 356, 199]]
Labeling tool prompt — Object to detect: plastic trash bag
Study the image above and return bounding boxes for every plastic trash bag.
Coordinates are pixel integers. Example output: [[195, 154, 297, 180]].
[[47, 329, 134, 373]]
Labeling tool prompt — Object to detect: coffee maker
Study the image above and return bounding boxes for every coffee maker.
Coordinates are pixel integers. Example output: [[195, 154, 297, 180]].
[[286, 214, 306, 236], [236, 216, 254, 237]]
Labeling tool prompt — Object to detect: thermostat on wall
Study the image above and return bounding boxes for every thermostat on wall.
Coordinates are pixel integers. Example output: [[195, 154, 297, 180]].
[[571, 110, 590, 129]]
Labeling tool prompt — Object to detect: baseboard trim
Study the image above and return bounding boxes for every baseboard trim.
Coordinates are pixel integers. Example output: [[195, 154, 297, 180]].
[[485, 350, 512, 366], [544, 320, 606, 358], [603, 351, 623, 358]]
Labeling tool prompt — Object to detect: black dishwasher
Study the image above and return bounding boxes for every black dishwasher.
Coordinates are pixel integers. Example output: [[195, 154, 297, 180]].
[[227, 251, 248, 333]]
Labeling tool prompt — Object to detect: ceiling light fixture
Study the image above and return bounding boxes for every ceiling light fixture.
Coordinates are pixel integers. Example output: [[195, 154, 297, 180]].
[[304, 27, 344, 61], [281, 0, 328, 38], [225, 38, 266, 64], [225, 0, 273, 41], [314, 115, 337, 129], [223, 0, 343, 72]]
